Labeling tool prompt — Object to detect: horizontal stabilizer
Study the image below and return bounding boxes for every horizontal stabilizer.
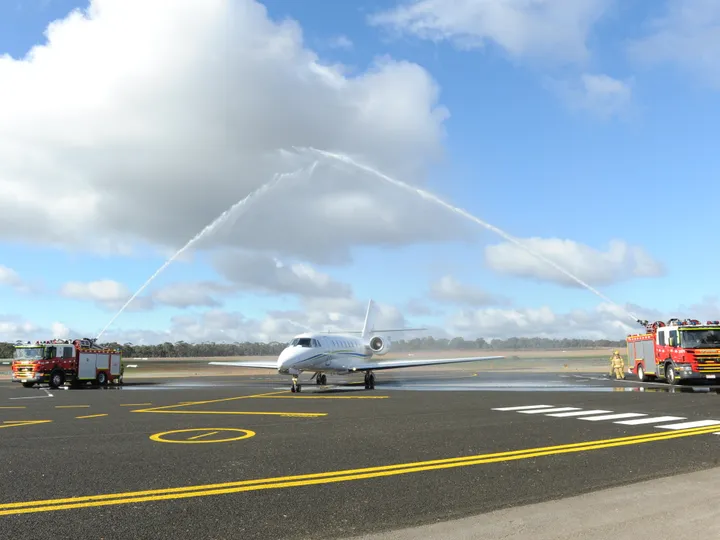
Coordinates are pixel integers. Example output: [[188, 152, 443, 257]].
[[348, 355, 504, 372], [208, 361, 277, 370]]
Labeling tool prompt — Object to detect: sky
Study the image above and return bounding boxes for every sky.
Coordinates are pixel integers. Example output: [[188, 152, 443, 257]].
[[1, 0, 719, 345]]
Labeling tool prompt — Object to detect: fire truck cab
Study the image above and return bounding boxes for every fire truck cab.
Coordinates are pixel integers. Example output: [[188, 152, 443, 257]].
[[627, 319, 720, 384], [11, 338, 123, 389]]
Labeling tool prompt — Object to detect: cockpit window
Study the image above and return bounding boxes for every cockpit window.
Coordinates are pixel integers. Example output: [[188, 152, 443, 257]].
[[295, 338, 312, 347]]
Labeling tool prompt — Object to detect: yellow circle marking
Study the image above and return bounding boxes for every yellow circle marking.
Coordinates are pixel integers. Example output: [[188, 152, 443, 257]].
[[149, 428, 255, 444]]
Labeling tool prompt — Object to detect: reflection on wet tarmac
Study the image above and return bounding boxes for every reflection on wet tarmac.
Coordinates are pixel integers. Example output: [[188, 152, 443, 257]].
[[105, 371, 720, 394]]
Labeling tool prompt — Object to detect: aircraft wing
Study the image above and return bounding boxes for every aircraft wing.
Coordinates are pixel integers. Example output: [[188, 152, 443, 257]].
[[208, 361, 278, 370], [348, 355, 504, 372]]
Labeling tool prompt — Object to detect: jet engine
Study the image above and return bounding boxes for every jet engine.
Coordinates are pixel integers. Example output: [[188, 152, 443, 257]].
[[368, 335, 391, 355]]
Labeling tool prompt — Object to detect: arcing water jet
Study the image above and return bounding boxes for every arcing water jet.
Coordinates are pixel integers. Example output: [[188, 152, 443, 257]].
[[297, 146, 642, 325], [95, 161, 319, 341]]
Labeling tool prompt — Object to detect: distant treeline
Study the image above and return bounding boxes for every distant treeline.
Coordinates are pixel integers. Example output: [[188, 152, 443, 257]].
[[0, 336, 626, 359]]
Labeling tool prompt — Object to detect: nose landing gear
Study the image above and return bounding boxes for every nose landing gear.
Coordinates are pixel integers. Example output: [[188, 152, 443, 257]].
[[291, 376, 302, 393]]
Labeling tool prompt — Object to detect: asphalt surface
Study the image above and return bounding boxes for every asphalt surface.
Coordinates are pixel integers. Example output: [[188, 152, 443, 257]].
[[2, 369, 720, 539]]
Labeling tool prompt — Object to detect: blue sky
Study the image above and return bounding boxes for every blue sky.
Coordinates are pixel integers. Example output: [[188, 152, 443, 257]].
[[0, 0, 718, 343]]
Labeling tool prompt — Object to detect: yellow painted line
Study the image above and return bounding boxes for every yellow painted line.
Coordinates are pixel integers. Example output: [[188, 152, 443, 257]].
[[131, 391, 288, 413], [55, 405, 90, 409], [188, 431, 218, 440], [0, 406, 25, 409], [1, 424, 719, 515], [0, 420, 51, 430], [136, 410, 327, 418], [150, 428, 255, 444], [76, 414, 108, 419], [120, 403, 151, 407]]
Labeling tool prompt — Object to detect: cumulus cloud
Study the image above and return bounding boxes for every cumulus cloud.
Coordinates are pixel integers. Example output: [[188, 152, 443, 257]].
[[628, 0, 720, 89], [0, 315, 74, 343], [213, 250, 353, 298], [484, 238, 664, 287], [0, 0, 468, 264], [150, 281, 235, 309], [95, 296, 418, 345], [58, 279, 235, 311], [0, 266, 25, 290], [546, 73, 633, 118], [429, 275, 510, 306], [447, 296, 720, 341], [369, 0, 610, 65]]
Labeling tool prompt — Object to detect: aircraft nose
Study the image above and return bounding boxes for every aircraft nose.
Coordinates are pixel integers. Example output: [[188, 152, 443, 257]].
[[278, 348, 298, 374]]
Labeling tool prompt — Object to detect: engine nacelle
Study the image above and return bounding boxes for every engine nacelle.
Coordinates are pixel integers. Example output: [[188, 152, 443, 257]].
[[367, 335, 391, 355]]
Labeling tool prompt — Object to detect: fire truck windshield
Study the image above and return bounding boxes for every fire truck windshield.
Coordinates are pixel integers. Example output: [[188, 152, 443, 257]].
[[680, 329, 720, 348], [13, 347, 44, 360]]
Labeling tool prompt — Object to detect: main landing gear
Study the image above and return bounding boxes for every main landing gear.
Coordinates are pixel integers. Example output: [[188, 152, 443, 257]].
[[364, 371, 375, 390], [291, 376, 302, 393], [315, 373, 327, 386]]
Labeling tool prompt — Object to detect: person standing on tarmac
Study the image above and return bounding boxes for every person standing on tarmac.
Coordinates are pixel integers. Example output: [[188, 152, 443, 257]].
[[609, 350, 625, 379]]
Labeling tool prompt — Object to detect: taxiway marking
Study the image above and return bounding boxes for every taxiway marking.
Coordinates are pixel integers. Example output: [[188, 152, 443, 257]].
[[2, 424, 720, 516], [55, 405, 90, 409], [131, 391, 289, 413], [149, 428, 255, 444], [131, 391, 326, 418], [136, 410, 326, 417], [0, 420, 51, 430], [76, 414, 108, 419], [657, 420, 720, 430]]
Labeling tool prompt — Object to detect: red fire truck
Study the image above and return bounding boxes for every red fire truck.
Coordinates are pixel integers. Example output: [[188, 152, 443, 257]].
[[627, 319, 720, 384], [11, 338, 123, 389]]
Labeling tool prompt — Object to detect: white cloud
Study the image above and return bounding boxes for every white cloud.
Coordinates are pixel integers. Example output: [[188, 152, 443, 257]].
[[212, 250, 353, 298], [369, 0, 611, 65], [150, 281, 234, 308], [546, 73, 633, 118], [0, 0, 466, 264], [628, 0, 720, 89], [447, 296, 720, 341], [429, 275, 510, 306], [0, 265, 24, 290], [58, 279, 234, 311], [484, 238, 664, 287], [328, 35, 353, 49]]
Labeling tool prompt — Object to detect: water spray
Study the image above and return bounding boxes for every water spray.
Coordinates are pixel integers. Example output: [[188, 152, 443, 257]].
[[296, 146, 644, 327], [95, 161, 319, 341]]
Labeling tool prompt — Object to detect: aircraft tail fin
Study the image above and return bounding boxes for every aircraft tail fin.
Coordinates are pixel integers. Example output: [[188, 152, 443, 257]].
[[361, 299, 374, 339], [323, 299, 425, 336]]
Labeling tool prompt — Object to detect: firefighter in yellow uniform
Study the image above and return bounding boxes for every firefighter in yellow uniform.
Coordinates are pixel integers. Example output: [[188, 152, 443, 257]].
[[609, 350, 625, 379]]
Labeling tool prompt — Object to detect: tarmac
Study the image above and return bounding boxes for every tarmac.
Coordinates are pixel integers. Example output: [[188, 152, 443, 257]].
[[2, 363, 720, 539]]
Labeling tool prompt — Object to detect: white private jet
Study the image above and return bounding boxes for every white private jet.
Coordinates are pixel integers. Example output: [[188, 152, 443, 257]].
[[210, 300, 503, 392]]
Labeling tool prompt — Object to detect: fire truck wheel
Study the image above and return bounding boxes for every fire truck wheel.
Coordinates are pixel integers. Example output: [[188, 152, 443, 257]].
[[665, 364, 678, 385], [96, 372, 108, 386], [637, 365, 647, 382], [49, 370, 65, 389]]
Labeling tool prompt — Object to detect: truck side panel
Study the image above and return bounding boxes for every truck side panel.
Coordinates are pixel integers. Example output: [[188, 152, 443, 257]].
[[110, 354, 121, 377], [636, 340, 657, 375], [96, 353, 110, 371], [78, 353, 96, 379]]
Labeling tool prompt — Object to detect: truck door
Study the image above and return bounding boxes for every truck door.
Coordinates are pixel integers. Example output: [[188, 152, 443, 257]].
[[78, 353, 96, 379], [110, 353, 121, 376]]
